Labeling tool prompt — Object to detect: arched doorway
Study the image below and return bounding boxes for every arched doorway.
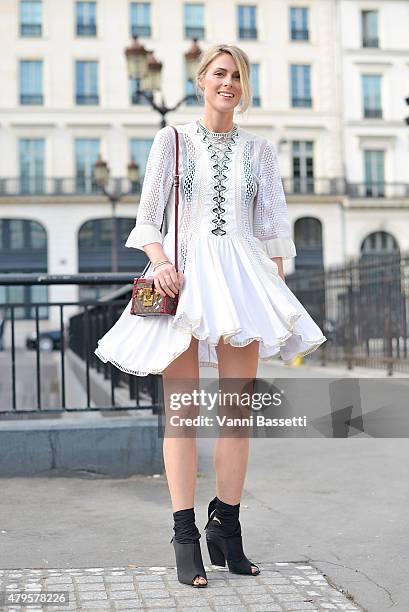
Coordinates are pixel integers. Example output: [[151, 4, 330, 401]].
[[288, 217, 325, 330], [359, 231, 402, 356], [294, 217, 324, 271], [0, 218, 48, 319], [360, 231, 399, 260]]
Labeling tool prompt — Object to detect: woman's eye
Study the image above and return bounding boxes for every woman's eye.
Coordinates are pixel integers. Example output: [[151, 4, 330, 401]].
[[215, 73, 240, 79]]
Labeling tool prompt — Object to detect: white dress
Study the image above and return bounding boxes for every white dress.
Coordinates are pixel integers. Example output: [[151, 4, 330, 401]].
[[94, 119, 327, 376]]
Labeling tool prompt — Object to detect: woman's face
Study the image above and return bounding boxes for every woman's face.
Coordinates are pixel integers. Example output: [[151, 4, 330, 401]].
[[198, 53, 242, 114]]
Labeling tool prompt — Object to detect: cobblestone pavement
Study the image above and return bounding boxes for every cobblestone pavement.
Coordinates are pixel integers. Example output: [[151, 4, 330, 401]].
[[0, 563, 364, 612]]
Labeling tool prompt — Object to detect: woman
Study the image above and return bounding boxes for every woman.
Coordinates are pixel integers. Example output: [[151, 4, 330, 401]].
[[95, 44, 326, 588]]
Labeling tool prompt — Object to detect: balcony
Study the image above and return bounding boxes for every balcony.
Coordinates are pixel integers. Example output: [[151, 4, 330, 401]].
[[0, 177, 141, 198], [291, 97, 312, 108], [20, 23, 42, 37], [1, 177, 409, 200], [185, 26, 204, 39], [20, 94, 43, 105], [76, 23, 97, 36], [362, 37, 379, 48], [291, 28, 309, 41], [131, 25, 151, 37], [238, 27, 257, 40], [76, 94, 99, 105], [364, 108, 382, 119]]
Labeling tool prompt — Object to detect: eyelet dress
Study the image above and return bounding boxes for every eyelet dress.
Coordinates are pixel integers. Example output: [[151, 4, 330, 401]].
[[94, 119, 327, 376]]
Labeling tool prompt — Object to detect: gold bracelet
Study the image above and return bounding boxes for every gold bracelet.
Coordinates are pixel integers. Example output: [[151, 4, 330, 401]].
[[152, 260, 171, 271]]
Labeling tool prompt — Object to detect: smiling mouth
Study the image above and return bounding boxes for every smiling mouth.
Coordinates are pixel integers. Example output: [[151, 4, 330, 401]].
[[218, 92, 234, 98]]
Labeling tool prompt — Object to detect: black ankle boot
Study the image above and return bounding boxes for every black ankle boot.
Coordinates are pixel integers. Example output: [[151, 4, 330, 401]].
[[170, 508, 208, 587], [204, 496, 260, 576]]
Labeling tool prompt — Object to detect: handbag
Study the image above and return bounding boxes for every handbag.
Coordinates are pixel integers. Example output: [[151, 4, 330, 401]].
[[130, 126, 180, 316]]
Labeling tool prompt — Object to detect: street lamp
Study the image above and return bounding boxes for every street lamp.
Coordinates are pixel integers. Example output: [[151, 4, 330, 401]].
[[124, 36, 202, 128], [93, 155, 140, 273]]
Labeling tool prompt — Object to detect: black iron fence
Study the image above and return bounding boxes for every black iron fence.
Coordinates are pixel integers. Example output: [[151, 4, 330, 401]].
[[1, 253, 408, 414], [0, 273, 162, 416], [287, 252, 409, 375]]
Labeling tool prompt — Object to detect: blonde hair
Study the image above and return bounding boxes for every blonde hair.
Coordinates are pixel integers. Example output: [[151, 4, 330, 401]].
[[195, 44, 252, 114]]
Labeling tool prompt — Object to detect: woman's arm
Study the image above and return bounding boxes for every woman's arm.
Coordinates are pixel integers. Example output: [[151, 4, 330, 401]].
[[253, 140, 297, 265], [125, 126, 175, 252], [272, 257, 285, 282]]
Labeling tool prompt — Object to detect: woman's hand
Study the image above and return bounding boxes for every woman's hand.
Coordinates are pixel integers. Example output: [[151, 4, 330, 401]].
[[153, 262, 184, 298]]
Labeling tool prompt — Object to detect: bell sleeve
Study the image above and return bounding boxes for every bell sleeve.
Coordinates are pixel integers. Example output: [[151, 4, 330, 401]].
[[253, 140, 297, 259], [125, 125, 175, 250]]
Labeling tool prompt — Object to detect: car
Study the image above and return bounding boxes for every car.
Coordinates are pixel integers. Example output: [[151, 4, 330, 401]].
[[26, 330, 62, 352]]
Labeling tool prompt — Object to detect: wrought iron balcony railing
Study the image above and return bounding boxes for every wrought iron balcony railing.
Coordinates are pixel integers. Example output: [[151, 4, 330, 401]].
[[1, 177, 409, 199], [0, 177, 141, 197], [362, 37, 379, 48], [291, 28, 309, 41]]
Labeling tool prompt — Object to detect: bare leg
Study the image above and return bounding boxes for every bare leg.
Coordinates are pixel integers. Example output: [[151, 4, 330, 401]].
[[214, 339, 260, 573], [162, 336, 207, 586]]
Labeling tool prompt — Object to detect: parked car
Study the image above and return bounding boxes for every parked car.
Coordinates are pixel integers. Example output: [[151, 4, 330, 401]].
[[26, 330, 61, 352]]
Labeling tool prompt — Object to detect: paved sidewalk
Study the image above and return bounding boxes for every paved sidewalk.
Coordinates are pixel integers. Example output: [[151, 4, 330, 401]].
[[0, 563, 363, 611]]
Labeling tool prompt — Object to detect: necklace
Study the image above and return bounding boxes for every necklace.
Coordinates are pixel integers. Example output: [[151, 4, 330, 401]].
[[196, 119, 238, 145]]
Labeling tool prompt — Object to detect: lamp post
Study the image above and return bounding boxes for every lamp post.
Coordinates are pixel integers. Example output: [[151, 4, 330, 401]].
[[124, 36, 202, 128], [93, 156, 140, 273]]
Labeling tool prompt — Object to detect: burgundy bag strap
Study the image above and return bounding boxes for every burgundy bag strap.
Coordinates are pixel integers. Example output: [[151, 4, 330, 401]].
[[170, 126, 179, 273]]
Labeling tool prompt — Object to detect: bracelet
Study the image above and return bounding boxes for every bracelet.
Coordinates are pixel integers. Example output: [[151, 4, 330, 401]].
[[152, 260, 171, 271]]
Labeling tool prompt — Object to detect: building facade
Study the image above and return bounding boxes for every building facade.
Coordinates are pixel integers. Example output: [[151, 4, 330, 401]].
[[0, 0, 408, 326]]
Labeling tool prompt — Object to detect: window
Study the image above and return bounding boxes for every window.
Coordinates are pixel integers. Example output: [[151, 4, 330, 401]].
[[184, 4, 204, 39], [19, 139, 45, 194], [292, 141, 314, 193], [290, 64, 312, 107], [364, 150, 385, 197], [237, 5, 257, 40], [362, 74, 382, 118], [130, 138, 154, 184], [20, 60, 43, 105], [76, 2, 97, 36], [290, 7, 309, 41], [0, 219, 48, 320], [20, 0, 42, 36], [75, 61, 99, 105], [130, 2, 151, 37], [75, 139, 100, 193], [362, 10, 378, 48], [250, 63, 260, 107]]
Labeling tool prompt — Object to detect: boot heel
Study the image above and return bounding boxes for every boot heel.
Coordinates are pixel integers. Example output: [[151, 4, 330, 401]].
[[206, 537, 226, 567]]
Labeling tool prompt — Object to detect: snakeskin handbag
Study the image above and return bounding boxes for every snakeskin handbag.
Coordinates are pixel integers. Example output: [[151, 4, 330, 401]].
[[130, 126, 180, 317]]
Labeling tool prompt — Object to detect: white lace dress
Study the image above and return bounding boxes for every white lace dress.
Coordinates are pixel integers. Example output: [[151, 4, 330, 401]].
[[94, 119, 327, 376]]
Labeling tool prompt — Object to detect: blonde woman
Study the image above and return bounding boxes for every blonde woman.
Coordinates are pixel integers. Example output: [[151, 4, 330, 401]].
[[95, 44, 326, 588]]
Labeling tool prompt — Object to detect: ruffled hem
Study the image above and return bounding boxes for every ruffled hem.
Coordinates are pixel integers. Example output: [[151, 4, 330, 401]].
[[94, 307, 327, 377]]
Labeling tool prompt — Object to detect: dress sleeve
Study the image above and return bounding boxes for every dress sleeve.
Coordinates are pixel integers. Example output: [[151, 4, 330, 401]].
[[125, 125, 175, 250], [252, 140, 296, 259]]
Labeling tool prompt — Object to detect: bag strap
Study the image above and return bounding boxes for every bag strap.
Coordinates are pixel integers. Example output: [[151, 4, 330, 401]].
[[140, 126, 179, 277], [170, 126, 179, 273]]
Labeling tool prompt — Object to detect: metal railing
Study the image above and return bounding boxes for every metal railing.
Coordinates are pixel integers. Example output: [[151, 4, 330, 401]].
[[287, 251, 409, 375], [0, 177, 140, 197], [2, 177, 409, 199], [0, 273, 162, 415]]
